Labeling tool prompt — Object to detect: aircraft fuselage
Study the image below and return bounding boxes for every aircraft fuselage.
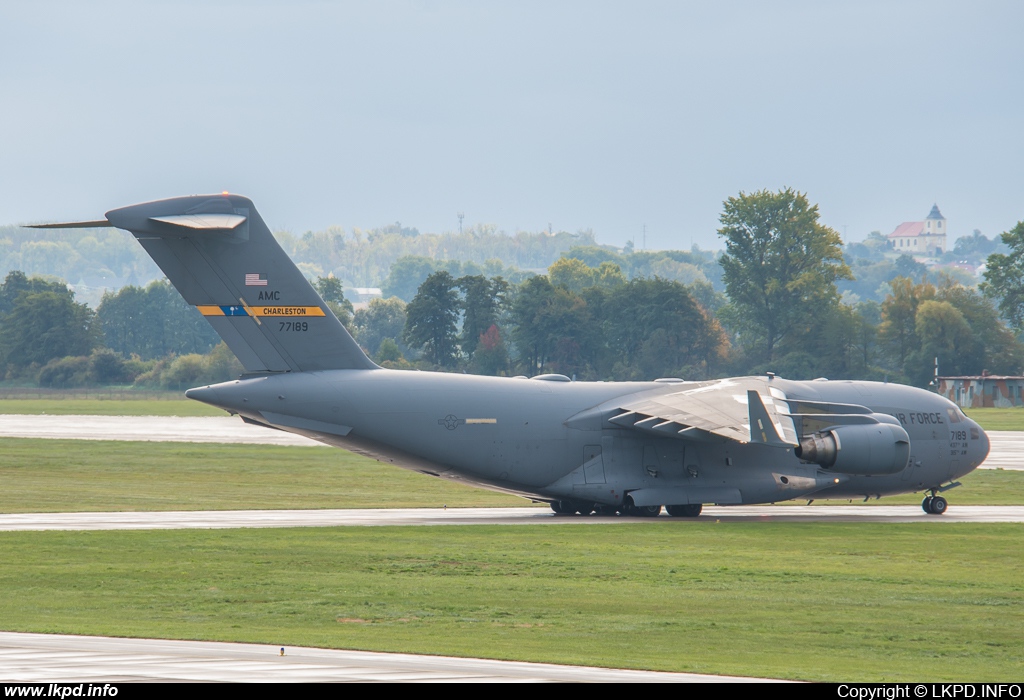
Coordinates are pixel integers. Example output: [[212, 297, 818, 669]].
[[187, 371, 990, 508]]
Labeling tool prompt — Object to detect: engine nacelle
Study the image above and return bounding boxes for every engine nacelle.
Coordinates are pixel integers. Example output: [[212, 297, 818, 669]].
[[796, 422, 911, 475]]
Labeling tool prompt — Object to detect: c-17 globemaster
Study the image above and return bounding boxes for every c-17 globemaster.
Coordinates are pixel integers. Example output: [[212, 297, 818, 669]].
[[32, 194, 990, 516]]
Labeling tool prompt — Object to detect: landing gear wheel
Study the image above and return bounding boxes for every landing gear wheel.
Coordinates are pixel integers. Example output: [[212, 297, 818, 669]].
[[574, 502, 595, 516], [666, 504, 703, 517], [921, 496, 934, 514], [637, 505, 662, 517], [929, 495, 948, 515], [550, 500, 576, 515]]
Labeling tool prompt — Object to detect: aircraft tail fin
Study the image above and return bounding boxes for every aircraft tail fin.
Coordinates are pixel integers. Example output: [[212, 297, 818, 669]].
[[37, 194, 377, 373]]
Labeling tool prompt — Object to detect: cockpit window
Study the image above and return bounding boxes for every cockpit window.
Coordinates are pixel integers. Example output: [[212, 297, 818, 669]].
[[946, 407, 961, 423]]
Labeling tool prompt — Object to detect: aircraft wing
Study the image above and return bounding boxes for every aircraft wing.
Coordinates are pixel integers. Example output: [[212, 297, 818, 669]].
[[607, 377, 800, 446]]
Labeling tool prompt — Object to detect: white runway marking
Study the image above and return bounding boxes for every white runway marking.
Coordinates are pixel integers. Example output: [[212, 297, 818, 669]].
[[1, 505, 1023, 531], [0, 632, 774, 683]]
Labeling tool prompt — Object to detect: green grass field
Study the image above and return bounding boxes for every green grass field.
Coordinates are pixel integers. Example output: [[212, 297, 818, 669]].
[[0, 398, 223, 416], [1, 523, 1020, 681], [0, 438, 533, 511], [0, 437, 1021, 512], [963, 407, 1024, 431]]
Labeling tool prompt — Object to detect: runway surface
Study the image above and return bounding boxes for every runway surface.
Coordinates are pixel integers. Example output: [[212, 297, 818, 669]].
[[0, 415, 1020, 470], [0, 632, 771, 683], [980, 431, 1022, 470], [0, 414, 318, 446], [2, 504, 1023, 531]]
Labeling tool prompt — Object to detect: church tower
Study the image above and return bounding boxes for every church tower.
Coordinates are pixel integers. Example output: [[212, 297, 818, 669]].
[[922, 204, 947, 255]]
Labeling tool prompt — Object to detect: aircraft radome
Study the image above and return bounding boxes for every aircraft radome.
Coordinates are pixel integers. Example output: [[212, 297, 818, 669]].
[[31, 194, 990, 516]]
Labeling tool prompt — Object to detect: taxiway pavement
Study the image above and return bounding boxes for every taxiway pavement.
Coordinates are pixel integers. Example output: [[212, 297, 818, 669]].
[[0, 414, 318, 446], [0, 632, 772, 683], [1, 505, 1022, 531], [979, 431, 1023, 470]]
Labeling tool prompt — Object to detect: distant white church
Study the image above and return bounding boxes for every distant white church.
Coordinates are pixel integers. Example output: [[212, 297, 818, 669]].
[[888, 204, 947, 257]]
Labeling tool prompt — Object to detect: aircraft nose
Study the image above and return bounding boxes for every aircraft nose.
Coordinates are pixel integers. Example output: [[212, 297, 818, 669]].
[[971, 421, 990, 468]]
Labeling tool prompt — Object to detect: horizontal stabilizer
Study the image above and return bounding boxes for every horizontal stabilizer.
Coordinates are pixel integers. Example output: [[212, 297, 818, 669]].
[[149, 214, 247, 230], [27, 220, 112, 229]]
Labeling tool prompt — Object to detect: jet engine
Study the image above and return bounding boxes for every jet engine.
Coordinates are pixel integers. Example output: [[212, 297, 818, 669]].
[[795, 421, 911, 476]]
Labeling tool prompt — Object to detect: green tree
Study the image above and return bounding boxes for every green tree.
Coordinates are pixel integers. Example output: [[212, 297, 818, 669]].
[[510, 275, 593, 376], [878, 277, 935, 373], [549, 258, 626, 294], [382, 256, 439, 301], [471, 324, 509, 375], [559, 245, 625, 269], [909, 300, 980, 386], [877, 276, 1023, 384], [807, 303, 875, 380], [604, 278, 728, 379], [0, 290, 98, 370], [373, 338, 413, 370], [593, 262, 627, 289], [549, 258, 597, 293], [375, 338, 403, 364], [717, 189, 852, 363], [937, 278, 1024, 376], [314, 275, 354, 329], [457, 275, 508, 358], [38, 348, 145, 388], [97, 280, 218, 360], [403, 271, 460, 367], [132, 342, 242, 389], [0, 270, 68, 315], [353, 297, 407, 357], [982, 220, 1024, 330], [954, 229, 1002, 261]]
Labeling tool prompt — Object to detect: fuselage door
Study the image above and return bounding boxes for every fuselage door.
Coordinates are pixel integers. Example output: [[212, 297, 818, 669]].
[[583, 445, 605, 484]]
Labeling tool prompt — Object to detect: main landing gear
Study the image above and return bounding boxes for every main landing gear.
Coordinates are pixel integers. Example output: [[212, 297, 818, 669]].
[[666, 504, 703, 518], [921, 493, 948, 515], [549, 500, 703, 517]]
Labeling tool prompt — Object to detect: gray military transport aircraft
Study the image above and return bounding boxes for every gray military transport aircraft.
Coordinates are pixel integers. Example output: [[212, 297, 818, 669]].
[[32, 194, 990, 516]]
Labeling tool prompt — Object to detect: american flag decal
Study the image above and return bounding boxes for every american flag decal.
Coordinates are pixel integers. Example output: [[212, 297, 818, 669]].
[[245, 273, 268, 286]]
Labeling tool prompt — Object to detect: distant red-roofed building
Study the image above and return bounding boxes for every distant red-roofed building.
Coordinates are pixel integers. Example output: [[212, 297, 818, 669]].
[[888, 204, 947, 257]]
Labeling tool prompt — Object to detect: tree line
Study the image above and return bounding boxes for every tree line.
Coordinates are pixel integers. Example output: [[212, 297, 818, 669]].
[[388, 189, 1024, 385], [3, 189, 1024, 389]]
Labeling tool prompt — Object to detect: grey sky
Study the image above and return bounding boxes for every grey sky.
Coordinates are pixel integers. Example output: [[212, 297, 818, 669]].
[[2, 0, 1021, 250]]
